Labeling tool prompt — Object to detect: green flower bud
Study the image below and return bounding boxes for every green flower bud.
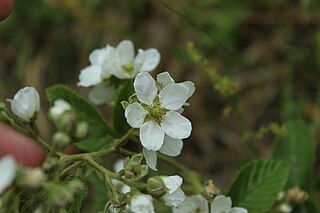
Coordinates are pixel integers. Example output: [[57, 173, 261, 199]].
[[17, 168, 45, 189], [54, 111, 76, 132], [111, 191, 127, 208], [147, 176, 166, 197], [52, 131, 71, 150], [123, 154, 148, 181], [75, 121, 89, 139]]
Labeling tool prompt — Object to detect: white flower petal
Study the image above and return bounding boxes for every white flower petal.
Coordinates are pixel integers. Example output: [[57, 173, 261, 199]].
[[100, 46, 118, 79], [156, 71, 174, 88], [143, 148, 157, 171], [210, 195, 232, 213], [111, 179, 131, 194], [10, 87, 40, 122], [130, 194, 155, 213], [172, 195, 209, 213], [230, 207, 248, 213], [49, 99, 71, 119], [161, 111, 191, 139], [116, 40, 135, 65], [134, 72, 157, 105], [89, 47, 108, 65], [78, 65, 102, 87], [137, 48, 161, 72], [159, 83, 189, 110], [163, 188, 185, 207], [140, 121, 164, 151], [125, 103, 147, 128], [162, 175, 183, 194], [159, 136, 183, 157], [113, 159, 124, 173], [88, 84, 117, 105], [0, 156, 16, 195], [182, 81, 195, 98]]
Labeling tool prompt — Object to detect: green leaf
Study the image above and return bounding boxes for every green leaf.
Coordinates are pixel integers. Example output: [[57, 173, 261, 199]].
[[76, 136, 115, 152], [272, 120, 316, 190], [67, 182, 88, 213], [228, 160, 289, 213], [83, 173, 109, 212], [113, 81, 134, 137], [46, 85, 116, 150]]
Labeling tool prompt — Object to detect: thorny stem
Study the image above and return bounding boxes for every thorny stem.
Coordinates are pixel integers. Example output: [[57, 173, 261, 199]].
[[60, 129, 134, 163], [60, 161, 83, 177], [118, 148, 204, 193]]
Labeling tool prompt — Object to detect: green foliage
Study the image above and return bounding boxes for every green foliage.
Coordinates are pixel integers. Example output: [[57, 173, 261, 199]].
[[272, 120, 316, 191], [46, 85, 116, 151], [75, 136, 115, 152], [113, 81, 134, 137], [84, 173, 109, 212], [228, 160, 289, 213]]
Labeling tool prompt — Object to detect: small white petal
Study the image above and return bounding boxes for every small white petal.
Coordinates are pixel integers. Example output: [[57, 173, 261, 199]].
[[10, 87, 40, 122], [89, 47, 108, 65], [172, 195, 209, 213], [130, 194, 155, 213], [136, 48, 161, 72], [113, 159, 124, 173], [163, 188, 185, 207], [182, 81, 195, 98], [111, 179, 131, 194], [134, 72, 157, 105], [125, 103, 147, 128], [88, 84, 117, 105], [156, 71, 174, 87], [140, 121, 164, 151], [162, 175, 183, 194], [159, 136, 183, 157], [78, 65, 102, 87], [230, 207, 248, 213], [116, 40, 135, 66], [210, 195, 232, 213], [49, 99, 71, 119], [143, 148, 157, 171], [0, 156, 16, 195], [159, 83, 189, 110], [161, 111, 191, 139]]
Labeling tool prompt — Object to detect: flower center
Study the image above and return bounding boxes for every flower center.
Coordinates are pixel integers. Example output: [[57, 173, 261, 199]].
[[147, 104, 165, 124], [122, 63, 134, 74]]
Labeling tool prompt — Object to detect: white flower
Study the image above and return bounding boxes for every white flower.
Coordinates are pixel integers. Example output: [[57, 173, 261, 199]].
[[0, 156, 17, 195], [49, 99, 71, 119], [78, 40, 160, 86], [111, 159, 130, 194], [211, 195, 247, 213], [108, 40, 160, 79], [161, 175, 185, 207], [9, 87, 40, 122], [172, 195, 209, 213], [78, 40, 160, 105], [129, 194, 155, 213], [125, 72, 194, 170]]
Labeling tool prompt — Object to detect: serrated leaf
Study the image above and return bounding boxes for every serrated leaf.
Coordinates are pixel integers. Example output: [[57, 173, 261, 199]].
[[46, 85, 116, 150], [272, 120, 316, 190], [228, 160, 289, 213], [113, 81, 134, 137], [67, 181, 88, 213], [75, 136, 115, 152]]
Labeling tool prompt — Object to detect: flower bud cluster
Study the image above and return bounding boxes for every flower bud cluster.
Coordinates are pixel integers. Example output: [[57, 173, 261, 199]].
[[48, 99, 90, 150]]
